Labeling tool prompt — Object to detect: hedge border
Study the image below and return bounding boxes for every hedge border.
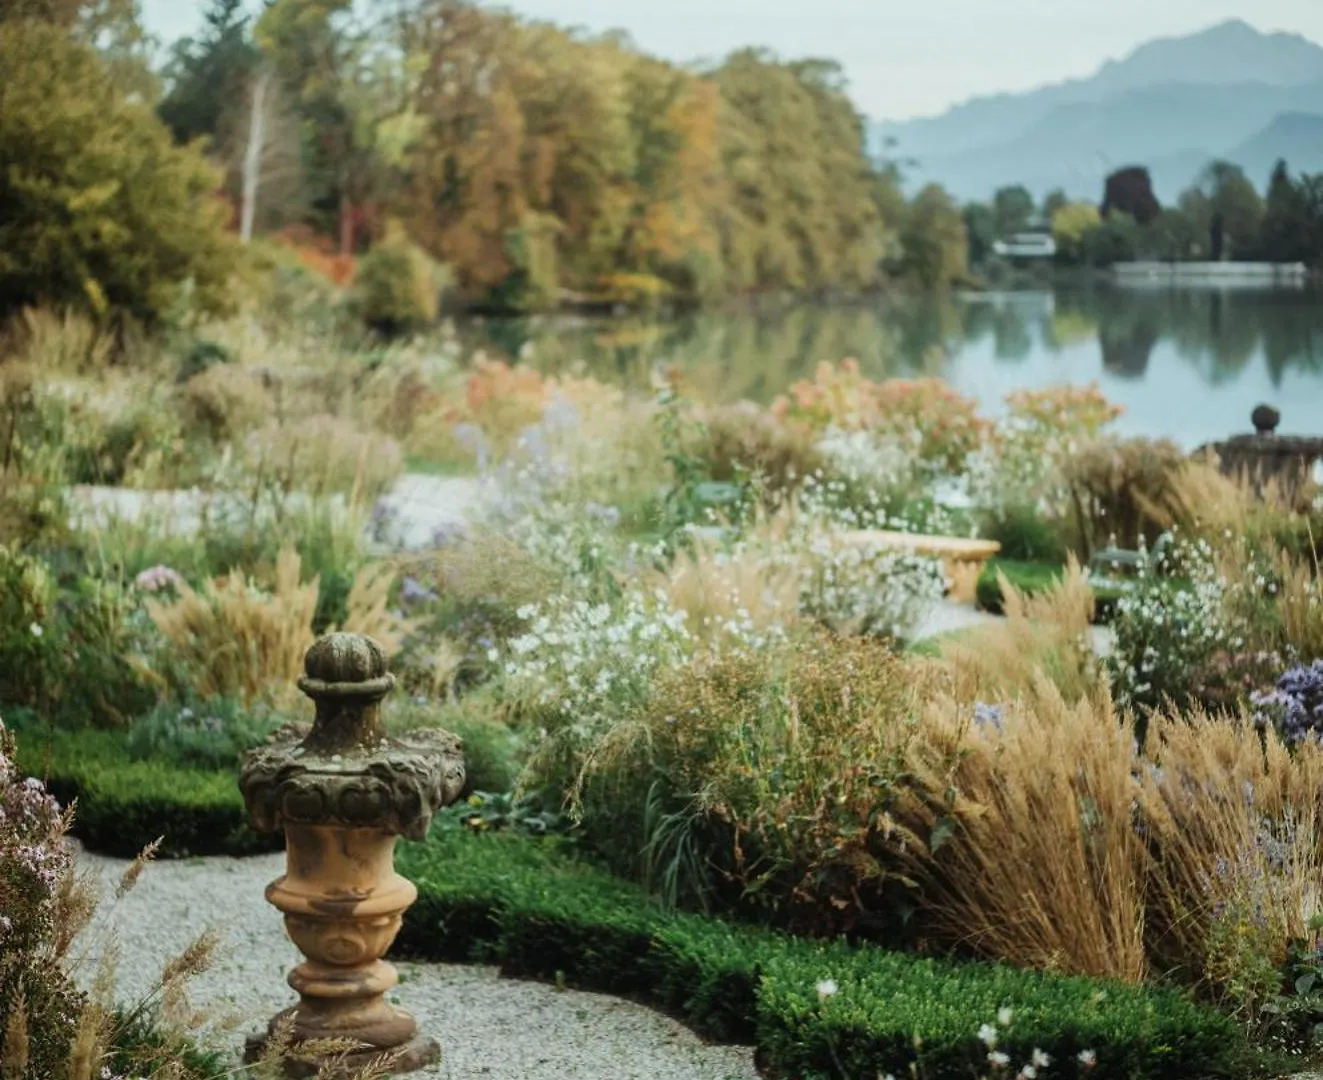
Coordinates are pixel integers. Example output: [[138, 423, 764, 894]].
[[7, 735, 1248, 1079], [976, 559, 1124, 622], [395, 830, 1244, 1080], [13, 729, 275, 858]]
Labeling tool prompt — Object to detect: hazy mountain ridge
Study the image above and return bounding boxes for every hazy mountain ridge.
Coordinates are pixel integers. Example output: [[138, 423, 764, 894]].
[[873, 19, 1323, 204]]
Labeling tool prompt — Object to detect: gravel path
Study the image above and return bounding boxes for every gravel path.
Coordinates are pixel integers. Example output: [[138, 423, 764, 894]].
[[74, 848, 759, 1080]]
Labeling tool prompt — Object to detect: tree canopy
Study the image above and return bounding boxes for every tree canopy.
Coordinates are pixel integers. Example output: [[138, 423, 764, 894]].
[[0, 16, 236, 323]]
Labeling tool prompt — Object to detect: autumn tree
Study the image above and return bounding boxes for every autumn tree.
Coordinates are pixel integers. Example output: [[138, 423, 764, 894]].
[[1050, 201, 1101, 265], [713, 51, 887, 293], [1101, 166, 1161, 226]]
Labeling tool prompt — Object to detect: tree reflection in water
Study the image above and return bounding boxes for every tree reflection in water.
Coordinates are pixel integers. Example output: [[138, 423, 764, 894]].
[[455, 285, 1323, 404]]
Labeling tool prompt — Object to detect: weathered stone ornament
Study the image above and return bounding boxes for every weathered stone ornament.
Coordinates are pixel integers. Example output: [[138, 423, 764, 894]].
[[240, 633, 465, 1077]]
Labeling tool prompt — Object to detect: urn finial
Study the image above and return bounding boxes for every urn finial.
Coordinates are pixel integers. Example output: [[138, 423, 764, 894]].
[[1251, 404, 1281, 436], [299, 632, 393, 702]]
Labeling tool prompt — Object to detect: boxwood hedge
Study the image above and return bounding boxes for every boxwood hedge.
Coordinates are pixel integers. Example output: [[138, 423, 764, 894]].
[[13, 729, 274, 858], [396, 830, 1243, 1080]]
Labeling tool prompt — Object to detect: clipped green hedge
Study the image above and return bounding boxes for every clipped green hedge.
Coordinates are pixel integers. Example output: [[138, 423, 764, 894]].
[[13, 730, 273, 858], [976, 559, 1124, 622], [395, 831, 1242, 1080]]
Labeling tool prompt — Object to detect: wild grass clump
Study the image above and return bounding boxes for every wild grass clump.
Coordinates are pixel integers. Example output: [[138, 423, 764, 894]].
[[941, 558, 1103, 709], [144, 547, 411, 705], [1137, 707, 1323, 1030], [890, 686, 1148, 983]]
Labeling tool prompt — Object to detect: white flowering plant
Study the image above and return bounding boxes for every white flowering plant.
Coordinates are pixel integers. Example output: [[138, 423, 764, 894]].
[[502, 589, 695, 807], [797, 532, 945, 643], [1106, 535, 1234, 711]]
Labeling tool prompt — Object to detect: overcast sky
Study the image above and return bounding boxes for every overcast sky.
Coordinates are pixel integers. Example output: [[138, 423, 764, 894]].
[[140, 0, 1323, 121]]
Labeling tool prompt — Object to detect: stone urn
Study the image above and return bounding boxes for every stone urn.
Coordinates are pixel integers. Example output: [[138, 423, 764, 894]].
[[239, 633, 465, 1077]]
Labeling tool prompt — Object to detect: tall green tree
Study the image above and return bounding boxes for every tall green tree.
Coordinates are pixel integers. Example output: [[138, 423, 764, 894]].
[[1191, 160, 1264, 261], [992, 184, 1035, 238], [0, 18, 235, 322], [1142, 208, 1201, 261], [158, 0, 259, 146], [898, 184, 967, 289], [256, 0, 371, 252], [1259, 159, 1315, 264], [962, 202, 996, 267]]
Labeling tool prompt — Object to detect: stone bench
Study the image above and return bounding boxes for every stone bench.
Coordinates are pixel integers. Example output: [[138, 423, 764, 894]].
[[839, 530, 1002, 604]]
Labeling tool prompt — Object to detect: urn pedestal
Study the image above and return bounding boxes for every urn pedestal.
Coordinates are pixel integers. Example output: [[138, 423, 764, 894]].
[[239, 633, 465, 1077]]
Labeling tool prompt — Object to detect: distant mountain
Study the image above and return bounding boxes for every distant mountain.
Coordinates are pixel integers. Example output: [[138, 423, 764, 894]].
[[1226, 112, 1323, 180], [873, 19, 1323, 204]]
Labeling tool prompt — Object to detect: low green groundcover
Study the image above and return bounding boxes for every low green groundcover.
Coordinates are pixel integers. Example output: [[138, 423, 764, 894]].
[[976, 559, 1126, 621], [395, 830, 1243, 1080]]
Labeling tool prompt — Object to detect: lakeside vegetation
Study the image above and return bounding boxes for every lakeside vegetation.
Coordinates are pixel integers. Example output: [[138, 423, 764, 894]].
[[1, 0, 974, 336], [964, 158, 1323, 281]]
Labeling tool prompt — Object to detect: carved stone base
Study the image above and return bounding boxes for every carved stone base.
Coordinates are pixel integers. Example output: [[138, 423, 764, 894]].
[[243, 1028, 440, 1078]]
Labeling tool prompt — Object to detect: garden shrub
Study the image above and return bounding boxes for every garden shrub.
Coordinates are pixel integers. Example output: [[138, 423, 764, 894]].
[[1061, 435, 1185, 559], [385, 693, 526, 795], [695, 401, 822, 494], [179, 363, 274, 442], [888, 689, 1149, 983], [1136, 707, 1323, 1040], [124, 696, 281, 771], [395, 829, 1244, 1080], [143, 546, 411, 707], [982, 503, 1069, 563], [560, 635, 946, 932], [351, 229, 452, 334], [1253, 660, 1323, 746], [942, 562, 1104, 711], [774, 362, 985, 475], [0, 721, 83, 1078], [0, 545, 157, 728], [239, 414, 404, 501]]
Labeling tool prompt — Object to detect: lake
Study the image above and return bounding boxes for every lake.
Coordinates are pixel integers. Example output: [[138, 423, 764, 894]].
[[457, 286, 1323, 448]]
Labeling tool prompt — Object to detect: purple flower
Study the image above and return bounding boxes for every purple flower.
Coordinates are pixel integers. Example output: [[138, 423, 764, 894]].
[[430, 521, 468, 550], [401, 576, 440, 605], [1253, 661, 1323, 745], [974, 702, 1005, 733], [134, 564, 184, 593]]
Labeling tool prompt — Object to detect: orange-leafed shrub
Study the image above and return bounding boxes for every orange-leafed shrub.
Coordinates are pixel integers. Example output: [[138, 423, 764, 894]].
[[1004, 383, 1123, 439], [774, 360, 986, 471], [275, 226, 356, 287]]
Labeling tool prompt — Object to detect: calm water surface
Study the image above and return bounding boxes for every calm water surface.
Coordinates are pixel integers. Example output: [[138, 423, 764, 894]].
[[458, 286, 1323, 448]]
